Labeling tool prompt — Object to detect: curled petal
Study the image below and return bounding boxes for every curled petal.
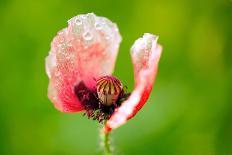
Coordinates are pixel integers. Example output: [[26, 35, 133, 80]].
[[46, 13, 122, 112], [105, 33, 162, 132]]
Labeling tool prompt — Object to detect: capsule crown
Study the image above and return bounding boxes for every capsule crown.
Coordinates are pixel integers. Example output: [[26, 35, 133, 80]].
[[96, 76, 123, 106]]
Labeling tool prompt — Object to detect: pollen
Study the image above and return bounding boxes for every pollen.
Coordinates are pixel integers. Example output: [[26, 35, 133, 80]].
[[96, 76, 123, 106]]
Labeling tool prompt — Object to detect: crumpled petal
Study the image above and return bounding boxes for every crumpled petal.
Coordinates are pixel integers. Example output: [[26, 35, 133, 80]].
[[46, 13, 121, 112], [105, 33, 162, 132]]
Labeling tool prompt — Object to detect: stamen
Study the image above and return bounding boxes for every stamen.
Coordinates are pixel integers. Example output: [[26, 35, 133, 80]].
[[74, 76, 130, 123]]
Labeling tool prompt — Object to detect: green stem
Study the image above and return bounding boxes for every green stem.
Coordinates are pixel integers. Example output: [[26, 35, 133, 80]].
[[100, 127, 113, 155]]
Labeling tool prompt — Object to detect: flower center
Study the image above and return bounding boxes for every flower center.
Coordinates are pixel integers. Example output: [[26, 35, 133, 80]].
[[74, 75, 130, 123], [96, 76, 123, 106]]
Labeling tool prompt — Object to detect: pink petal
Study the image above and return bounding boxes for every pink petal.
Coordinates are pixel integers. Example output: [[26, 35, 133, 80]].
[[46, 13, 122, 112], [105, 33, 162, 132]]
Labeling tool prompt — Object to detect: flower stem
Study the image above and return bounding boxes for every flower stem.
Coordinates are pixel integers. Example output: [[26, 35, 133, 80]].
[[100, 127, 113, 155]]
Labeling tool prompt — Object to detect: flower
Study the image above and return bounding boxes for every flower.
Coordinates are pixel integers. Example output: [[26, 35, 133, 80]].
[[45, 13, 162, 133]]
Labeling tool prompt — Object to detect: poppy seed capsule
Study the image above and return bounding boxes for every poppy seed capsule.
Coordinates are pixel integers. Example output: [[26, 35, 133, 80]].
[[96, 76, 123, 106]]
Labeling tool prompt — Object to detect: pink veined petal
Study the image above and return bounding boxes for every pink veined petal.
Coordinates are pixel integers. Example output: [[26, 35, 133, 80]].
[[105, 33, 162, 132], [46, 13, 122, 112]]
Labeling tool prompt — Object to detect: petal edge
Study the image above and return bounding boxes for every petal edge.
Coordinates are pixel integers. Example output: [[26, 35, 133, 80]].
[[105, 33, 162, 132]]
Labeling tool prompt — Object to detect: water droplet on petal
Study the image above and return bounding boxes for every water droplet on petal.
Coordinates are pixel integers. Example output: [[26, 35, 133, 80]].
[[75, 18, 82, 26], [81, 15, 87, 20], [95, 23, 102, 30], [83, 32, 92, 41]]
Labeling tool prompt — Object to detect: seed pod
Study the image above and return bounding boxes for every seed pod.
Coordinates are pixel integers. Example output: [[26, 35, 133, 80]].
[[96, 76, 123, 106]]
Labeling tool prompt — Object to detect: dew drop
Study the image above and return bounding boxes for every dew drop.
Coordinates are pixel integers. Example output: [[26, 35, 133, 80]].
[[95, 23, 102, 30], [83, 32, 93, 41], [75, 18, 82, 26], [81, 15, 87, 20]]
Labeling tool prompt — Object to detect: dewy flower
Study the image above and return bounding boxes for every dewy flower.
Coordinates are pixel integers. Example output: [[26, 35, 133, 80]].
[[46, 13, 162, 133]]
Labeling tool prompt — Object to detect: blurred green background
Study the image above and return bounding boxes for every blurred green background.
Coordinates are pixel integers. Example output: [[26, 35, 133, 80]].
[[0, 0, 231, 154]]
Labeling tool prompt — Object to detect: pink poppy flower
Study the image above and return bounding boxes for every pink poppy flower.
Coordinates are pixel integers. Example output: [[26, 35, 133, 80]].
[[46, 13, 162, 133]]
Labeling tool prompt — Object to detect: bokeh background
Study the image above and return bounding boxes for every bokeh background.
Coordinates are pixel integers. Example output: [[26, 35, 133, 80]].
[[0, 0, 231, 154]]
